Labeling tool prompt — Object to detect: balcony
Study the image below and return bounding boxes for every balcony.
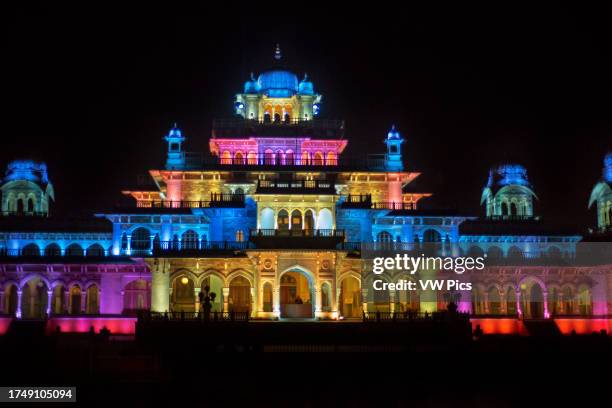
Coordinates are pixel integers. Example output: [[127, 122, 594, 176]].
[[182, 153, 388, 172], [212, 118, 345, 139], [255, 179, 336, 195], [249, 228, 345, 249], [134, 194, 245, 210], [151, 241, 250, 257], [339, 195, 417, 210]]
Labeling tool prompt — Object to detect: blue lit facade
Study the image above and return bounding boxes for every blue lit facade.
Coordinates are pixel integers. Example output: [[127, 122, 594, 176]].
[[0, 49, 610, 327]]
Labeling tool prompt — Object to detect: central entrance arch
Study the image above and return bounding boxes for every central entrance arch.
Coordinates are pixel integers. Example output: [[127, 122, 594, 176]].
[[279, 267, 314, 318]]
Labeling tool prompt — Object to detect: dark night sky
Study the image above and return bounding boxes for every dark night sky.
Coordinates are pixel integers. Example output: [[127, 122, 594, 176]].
[[2, 4, 611, 230]]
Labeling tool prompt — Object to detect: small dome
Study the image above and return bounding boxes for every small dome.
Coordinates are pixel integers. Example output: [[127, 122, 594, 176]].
[[298, 74, 314, 95], [387, 125, 401, 140], [4, 160, 49, 184], [257, 69, 299, 97], [487, 164, 530, 188], [166, 123, 183, 139]]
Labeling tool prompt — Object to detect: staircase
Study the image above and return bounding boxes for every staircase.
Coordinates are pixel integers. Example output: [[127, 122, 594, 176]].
[[523, 319, 562, 337]]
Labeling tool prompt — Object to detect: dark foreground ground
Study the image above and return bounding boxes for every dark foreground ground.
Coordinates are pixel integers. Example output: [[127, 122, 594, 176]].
[[0, 320, 610, 407]]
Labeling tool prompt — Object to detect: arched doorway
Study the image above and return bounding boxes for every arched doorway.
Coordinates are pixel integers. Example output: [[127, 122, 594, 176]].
[[21, 278, 48, 319], [277, 209, 289, 231], [4, 284, 18, 315], [304, 209, 315, 234], [577, 284, 592, 315], [123, 279, 151, 314], [228, 276, 251, 313], [317, 208, 333, 230], [260, 208, 275, 229], [86, 285, 100, 314], [488, 286, 501, 314], [396, 278, 419, 313], [290, 209, 302, 230], [521, 280, 544, 318], [69, 285, 82, 315], [51, 284, 66, 314], [280, 270, 313, 318], [505, 287, 517, 315], [172, 276, 195, 313], [262, 282, 273, 312], [201, 275, 224, 312], [339, 276, 361, 318]]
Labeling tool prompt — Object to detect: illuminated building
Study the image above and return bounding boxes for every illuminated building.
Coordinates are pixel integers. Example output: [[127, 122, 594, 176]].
[[0, 47, 611, 335]]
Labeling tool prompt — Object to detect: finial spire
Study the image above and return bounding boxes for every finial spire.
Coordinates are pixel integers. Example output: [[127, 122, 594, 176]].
[[274, 43, 282, 61]]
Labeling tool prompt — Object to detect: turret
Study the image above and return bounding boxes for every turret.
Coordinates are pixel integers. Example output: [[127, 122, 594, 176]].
[[481, 164, 537, 219], [0, 160, 54, 216], [164, 123, 186, 170], [384, 125, 404, 171], [589, 153, 612, 231]]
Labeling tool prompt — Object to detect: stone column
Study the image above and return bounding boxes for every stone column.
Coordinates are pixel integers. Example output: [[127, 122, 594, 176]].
[[0, 291, 4, 314], [314, 286, 322, 314], [151, 260, 170, 313], [361, 288, 369, 314], [81, 292, 87, 313], [500, 290, 507, 314], [543, 290, 550, 318], [46, 290, 52, 316], [483, 292, 490, 314], [16, 289, 22, 318], [222, 287, 230, 313], [389, 291, 396, 314], [272, 287, 280, 318], [250, 287, 256, 317], [515, 290, 522, 318], [194, 287, 201, 314]]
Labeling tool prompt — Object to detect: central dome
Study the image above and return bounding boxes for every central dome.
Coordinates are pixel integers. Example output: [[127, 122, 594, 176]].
[[257, 69, 299, 97]]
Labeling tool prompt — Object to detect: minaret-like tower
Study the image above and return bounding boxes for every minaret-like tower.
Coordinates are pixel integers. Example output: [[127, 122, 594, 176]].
[[384, 125, 404, 171], [164, 123, 186, 170], [589, 153, 612, 231], [0, 160, 54, 216], [481, 164, 537, 219]]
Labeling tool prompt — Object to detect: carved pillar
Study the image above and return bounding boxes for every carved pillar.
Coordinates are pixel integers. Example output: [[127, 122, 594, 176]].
[[151, 260, 170, 313], [361, 288, 369, 314], [389, 291, 396, 314], [483, 292, 490, 314], [222, 287, 230, 313], [516, 290, 522, 318], [250, 287, 256, 317], [272, 287, 280, 317], [194, 287, 201, 314], [500, 290, 507, 314], [314, 286, 322, 313], [16, 289, 22, 318], [46, 290, 52, 316], [81, 291, 87, 313]]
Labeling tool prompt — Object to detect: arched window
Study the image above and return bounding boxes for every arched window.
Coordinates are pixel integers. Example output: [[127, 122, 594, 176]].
[[86, 285, 100, 314], [285, 150, 294, 165], [510, 202, 518, 216], [17, 198, 24, 213], [487, 246, 503, 260], [235, 230, 244, 242], [501, 202, 509, 216], [301, 151, 310, 165], [182, 230, 199, 249], [507, 246, 523, 261], [22, 243, 40, 256], [247, 151, 257, 165], [70, 286, 82, 314], [86, 244, 105, 257], [221, 151, 232, 165], [422, 229, 441, 243], [44, 243, 61, 257], [277, 210, 289, 231], [264, 149, 275, 165], [260, 208, 275, 229], [263, 112, 271, 123], [27, 197, 34, 212], [377, 231, 393, 243], [234, 151, 244, 165], [131, 227, 151, 251], [291, 209, 302, 230], [276, 150, 285, 165], [65, 243, 84, 257], [326, 152, 337, 166], [313, 152, 324, 165]]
